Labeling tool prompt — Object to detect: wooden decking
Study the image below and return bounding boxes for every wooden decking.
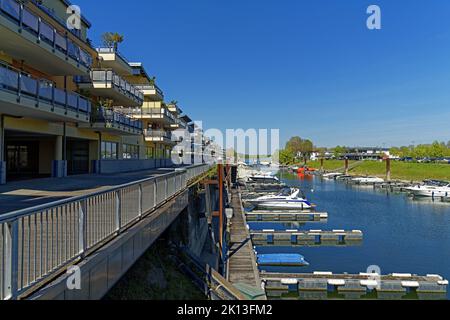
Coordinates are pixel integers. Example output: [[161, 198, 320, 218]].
[[227, 188, 262, 291]]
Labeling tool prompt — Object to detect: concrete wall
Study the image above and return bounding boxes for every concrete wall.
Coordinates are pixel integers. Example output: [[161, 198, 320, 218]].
[[97, 159, 156, 174], [29, 190, 189, 300]]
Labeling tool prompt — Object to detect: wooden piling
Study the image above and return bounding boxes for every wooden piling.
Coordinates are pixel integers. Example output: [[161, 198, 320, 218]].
[[385, 157, 391, 181]]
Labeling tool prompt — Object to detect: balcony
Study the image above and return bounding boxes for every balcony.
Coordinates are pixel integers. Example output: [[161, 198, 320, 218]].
[[75, 69, 144, 107], [97, 47, 134, 76], [0, 0, 92, 75], [167, 104, 182, 115], [134, 84, 164, 101], [170, 117, 188, 130], [121, 107, 176, 125], [78, 107, 142, 135], [144, 129, 175, 144], [0, 62, 91, 122]]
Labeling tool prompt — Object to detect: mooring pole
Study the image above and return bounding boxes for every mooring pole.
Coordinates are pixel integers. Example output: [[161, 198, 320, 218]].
[[386, 157, 391, 181], [345, 158, 349, 175], [217, 162, 224, 261], [320, 158, 324, 172]]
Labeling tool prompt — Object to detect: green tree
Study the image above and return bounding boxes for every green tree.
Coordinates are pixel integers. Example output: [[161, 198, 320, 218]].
[[333, 145, 347, 158], [279, 149, 296, 165]]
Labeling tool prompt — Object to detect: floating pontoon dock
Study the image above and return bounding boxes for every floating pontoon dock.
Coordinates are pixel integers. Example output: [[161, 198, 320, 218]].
[[261, 271, 448, 295], [250, 229, 363, 246], [246, 210, 328, 222]]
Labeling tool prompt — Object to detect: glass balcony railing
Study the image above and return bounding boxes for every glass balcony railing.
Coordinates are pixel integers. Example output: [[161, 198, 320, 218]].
[[144, 129, 172, 140], [0, 62, 91, 114], [75, 69, 144, 103], [0, 0, 93, 68], [118, 107, 176, 122], [134, 84, 164, 98], [96, 47, 130, 66], [92, 107, 143, 131]]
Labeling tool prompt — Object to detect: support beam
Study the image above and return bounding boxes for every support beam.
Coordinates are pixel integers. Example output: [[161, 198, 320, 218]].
[[0, 114, 5, 185], [52, 123, 67, 178]]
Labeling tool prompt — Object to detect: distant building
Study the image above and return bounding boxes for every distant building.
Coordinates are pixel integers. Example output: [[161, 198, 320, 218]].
[[344, 147, 391, 160]]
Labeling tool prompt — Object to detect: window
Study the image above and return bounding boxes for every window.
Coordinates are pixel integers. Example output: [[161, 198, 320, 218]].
[[101, 141, 119, 159], [146, 147, 154, 159], [123, 144, 139, 159]]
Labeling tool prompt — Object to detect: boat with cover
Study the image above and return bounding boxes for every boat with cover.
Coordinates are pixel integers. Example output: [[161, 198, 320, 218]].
[[256, 253, 309, 266]]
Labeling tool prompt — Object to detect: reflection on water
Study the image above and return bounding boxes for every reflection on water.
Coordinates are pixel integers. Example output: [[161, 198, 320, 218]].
[[255, 171, 450, 300]]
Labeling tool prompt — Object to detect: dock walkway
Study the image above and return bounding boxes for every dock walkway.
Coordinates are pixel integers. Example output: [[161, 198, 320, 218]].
[[227, 187, 265, 299], [0, 168, 178, 214]]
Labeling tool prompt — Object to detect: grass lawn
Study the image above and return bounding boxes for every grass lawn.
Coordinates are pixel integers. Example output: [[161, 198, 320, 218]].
[[304, 160, 450, 182]]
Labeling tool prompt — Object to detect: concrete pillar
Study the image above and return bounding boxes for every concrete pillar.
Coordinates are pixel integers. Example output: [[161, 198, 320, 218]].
[[0, 115, 5, 185], [55, 135, 63, 161], [344, 158, 349, 175], [386, 157, 391, 181], [52, 133, 67, 178]]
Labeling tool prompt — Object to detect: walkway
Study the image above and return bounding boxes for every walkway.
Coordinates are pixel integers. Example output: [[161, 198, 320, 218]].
[[0, 168, 176, 214], [227, 187, 265, 299]]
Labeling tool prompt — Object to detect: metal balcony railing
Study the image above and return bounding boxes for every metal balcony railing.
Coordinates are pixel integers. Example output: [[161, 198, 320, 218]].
[[96, 47, 130, 66], [0, 0, 93, 68], [92, 107, 143, 130], [0, 164, 211, 300], [0, 62, 92, 114], [74, 69, 144, 103]]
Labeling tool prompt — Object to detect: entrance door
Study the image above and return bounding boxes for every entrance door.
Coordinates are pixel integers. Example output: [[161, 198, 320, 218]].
[[5, 142, 39, 180], [67, 140, 90, 175]]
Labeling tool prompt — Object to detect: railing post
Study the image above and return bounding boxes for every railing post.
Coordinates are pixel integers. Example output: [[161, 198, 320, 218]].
[[138, 184, 143, 218], [4, 220, 19, 300], [78, 199, 87, 255], [115, 190, 121, 233]]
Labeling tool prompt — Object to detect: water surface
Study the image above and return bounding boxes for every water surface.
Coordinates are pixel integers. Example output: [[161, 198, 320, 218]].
[[254, 172, 450, 299]]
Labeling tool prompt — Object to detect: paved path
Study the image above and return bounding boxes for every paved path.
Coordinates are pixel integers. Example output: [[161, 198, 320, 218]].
[[0, 168, 177, 214]]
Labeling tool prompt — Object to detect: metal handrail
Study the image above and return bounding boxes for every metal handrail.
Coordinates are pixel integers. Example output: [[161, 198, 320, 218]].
[[0, 0, 92, 68], [0, 62, 91, 114], [0, 164, 211, 300]]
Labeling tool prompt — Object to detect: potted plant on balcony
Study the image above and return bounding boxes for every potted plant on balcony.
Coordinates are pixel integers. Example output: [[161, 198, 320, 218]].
[[102, 32, 124, 51]]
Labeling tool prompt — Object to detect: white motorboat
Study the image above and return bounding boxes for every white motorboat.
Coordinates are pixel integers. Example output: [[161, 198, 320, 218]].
[[247, 174, 279, 183], [246, 188, 302, 204], [322, 172, 343, 179], [406, 180, 450, 197], [247, 188, 313, 210], [352, 177, 384, 184]]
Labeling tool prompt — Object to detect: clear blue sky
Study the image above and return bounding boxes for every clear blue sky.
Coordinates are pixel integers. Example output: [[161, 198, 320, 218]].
[[76, 0, 450, 148]]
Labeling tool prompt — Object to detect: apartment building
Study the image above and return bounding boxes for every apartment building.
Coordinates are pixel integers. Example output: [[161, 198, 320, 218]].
[[0, 0, 200, 184]]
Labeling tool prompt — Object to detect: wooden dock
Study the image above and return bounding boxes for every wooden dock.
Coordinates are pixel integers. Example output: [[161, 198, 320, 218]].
[[246, 211, 328, 222], [250, 229, 363, 245], [226, 187, 266, 299], [261, 271, 448, 294]]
